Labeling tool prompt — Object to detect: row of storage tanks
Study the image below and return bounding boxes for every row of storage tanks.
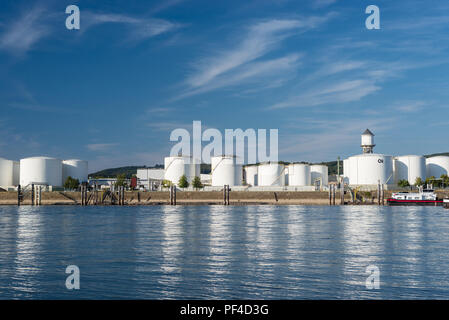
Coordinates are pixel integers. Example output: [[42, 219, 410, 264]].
[[164, 156, 328, 187], [0, 157, 88, 187], [343, 154, 449, 185]]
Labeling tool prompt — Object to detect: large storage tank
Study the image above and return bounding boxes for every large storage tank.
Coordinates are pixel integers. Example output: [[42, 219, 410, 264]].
[[287, 163, 310, 186], [394, 155, 426, 185], [164, 156, 200, 186], [0, 158, 16, 187], [426, 156, 449, 178], [258, 162, 285, 186], [211, 156, 242, 186], [244, 165, 258, 186], [62, 159, 88, 183], [20, 157, 63, 186], [13, 161, 20, 186], [310, 164, 329, 186], [346, 154, 393, 185]]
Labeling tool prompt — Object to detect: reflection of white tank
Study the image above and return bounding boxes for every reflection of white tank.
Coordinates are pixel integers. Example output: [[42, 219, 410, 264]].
[[394, 155, 426, 185], [426, 156, 449, 178], [287, 163, 310, 186], [62, 159, 88, 183], [164, 156, 200, 185], [346, 154, 393, 185], [211, 156, 242, 186], [258, 162, 285, 186], [244, 165, 258, 186], [0, 158, 17, 187], [20, 157, 63, 186], [310, 165, 328, 186]]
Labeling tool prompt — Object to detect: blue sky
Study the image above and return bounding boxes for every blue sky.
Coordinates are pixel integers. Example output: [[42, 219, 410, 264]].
[[1, 0, 449, 172]]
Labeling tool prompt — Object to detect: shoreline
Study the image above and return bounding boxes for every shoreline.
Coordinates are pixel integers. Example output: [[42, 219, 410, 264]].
[[0, 190, 358, 206]]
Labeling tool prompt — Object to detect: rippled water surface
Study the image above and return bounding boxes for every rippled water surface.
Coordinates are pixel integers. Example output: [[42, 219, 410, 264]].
[[1, 205, 449, 299]]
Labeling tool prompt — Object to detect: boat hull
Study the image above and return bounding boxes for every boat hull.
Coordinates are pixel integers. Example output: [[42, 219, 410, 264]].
[[387, 199, 443, 206]]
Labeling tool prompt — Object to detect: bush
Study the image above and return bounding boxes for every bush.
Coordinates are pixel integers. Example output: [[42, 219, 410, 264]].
[[398, 179, 410, 188], [414, 177, 424, 186], [115, 174, 127, 187], [64, 176, 80, 190], [178, 175, 189, 188], [192, 176, 203, 190]]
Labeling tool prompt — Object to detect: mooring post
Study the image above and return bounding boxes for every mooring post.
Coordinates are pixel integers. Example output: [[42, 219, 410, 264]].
[[227, 185, 230, 205], [169, 185, 173, 205], [223, 185, 227, 205], [174, 186, 177, 205], [332, 185, 337, 206], [381, 184, 385, 205], [122, 186, 125, 205], [138, 192, 141, 203], [31, 184, 35, 206], [377, 183, 380, 205], [329, 185, 332, 205], [17, 185, 21, 206], [340, 183, 344, 205]]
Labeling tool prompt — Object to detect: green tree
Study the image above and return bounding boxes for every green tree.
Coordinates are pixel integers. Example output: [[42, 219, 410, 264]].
[[64, 176, 80, 190], [192, 176, 203, 190], [414, 177, 424, 186], [115, 173, 127, 187], [178, 175, 189, 188], [441, 174, 449, 188], [162, 179, 172, 188], [397, 179, 410, 188]]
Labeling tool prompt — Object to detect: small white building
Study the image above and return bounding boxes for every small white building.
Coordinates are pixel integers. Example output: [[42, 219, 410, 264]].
[[137, 168, 165, 190]]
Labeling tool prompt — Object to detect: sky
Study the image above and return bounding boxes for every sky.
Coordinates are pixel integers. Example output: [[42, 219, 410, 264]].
[[1, 0, 449, 172]]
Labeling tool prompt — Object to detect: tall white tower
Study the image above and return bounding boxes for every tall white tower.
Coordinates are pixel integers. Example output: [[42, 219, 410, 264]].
[[361, 129, 375, 154]]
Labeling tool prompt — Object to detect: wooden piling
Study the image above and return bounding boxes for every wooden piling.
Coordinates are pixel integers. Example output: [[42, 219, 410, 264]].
[[31, 184, 35, 206], [17, 185, 21, 206]]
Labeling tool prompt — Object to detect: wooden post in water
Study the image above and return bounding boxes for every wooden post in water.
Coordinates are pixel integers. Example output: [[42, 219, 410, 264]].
[[340, 182, 345, 205], [17, 185, 21, 206], [122, 186, 125, 205], [31, 184, 35, 206], [169, 185, 173, 205], [227, 185, 230, 205], [332, 184, 337, 206], [329, 185, 332, 205], [381, 184, 385, 206], [377, 182, 380, 206], [173, 186, 176, 206]]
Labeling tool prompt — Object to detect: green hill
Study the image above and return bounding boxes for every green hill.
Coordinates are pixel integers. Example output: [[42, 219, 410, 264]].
[[89, 165, 163, 179]]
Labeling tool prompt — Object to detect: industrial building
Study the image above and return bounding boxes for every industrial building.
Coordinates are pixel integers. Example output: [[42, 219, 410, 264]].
[[136, 168, 165, 190]]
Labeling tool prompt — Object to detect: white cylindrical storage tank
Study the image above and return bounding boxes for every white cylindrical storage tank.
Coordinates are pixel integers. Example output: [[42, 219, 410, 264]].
[[0, 158, 15, 187], [346, 154, 393, 185], [287, 163, 310, 186], [426, 156, 449, 179], [310, 165, 328, 186], [244, 165, 258, 186], [13, 161, 20, 186], [211, 156, 242, 186], [258, 162, 285, 186], [393, 155, 426, 185], [164, 156, 200, 186], [62, 159, 88, 183], [20, 157, 63, 187]]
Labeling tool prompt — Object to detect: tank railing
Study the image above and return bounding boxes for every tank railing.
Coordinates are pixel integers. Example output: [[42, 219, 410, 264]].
[[269, 166, 287, 186]]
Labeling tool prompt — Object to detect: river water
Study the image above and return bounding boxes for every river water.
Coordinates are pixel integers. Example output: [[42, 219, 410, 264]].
[[0, 205, 448, 299]]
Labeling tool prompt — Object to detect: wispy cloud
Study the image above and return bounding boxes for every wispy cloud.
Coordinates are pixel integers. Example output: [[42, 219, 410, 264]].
[[0, 6, 50, 55], [176, 15, 334, 99], [82, 12, 181, 41], [86, 143, 118, 152], [268, 79, 380, 110], [311, 0, 338, 9]]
